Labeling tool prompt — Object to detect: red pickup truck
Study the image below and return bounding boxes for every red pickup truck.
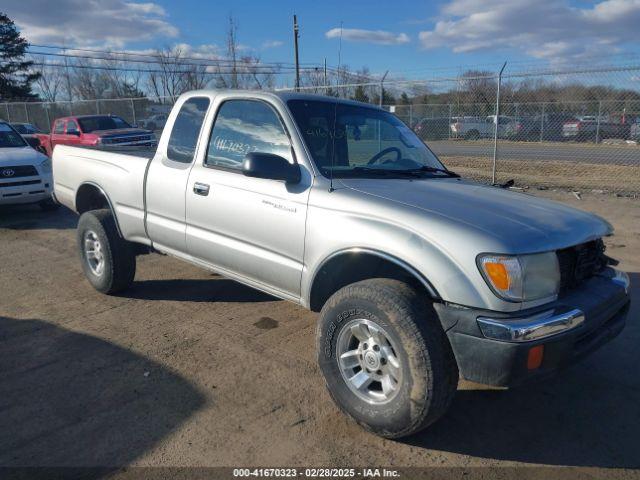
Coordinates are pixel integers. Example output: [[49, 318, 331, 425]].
[[36, 114, 156, 156]]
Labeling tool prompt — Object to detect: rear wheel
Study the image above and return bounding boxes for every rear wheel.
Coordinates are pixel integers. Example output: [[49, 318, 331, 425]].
[[317, 278, 458, 438], [77, 209, 136, 294]]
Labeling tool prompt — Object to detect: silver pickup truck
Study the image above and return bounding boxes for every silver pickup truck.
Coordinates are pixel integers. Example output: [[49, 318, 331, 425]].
[[53, 90, 631, 438]]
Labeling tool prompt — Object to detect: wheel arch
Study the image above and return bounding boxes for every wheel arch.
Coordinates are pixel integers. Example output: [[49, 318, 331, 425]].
[[75, 182, 123, 237], [308, 248, 440, 312]]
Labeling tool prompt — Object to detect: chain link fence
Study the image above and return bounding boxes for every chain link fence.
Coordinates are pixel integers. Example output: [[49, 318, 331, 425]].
[[0, 96, 176, 138], [280, 63, 640, 195], [2, 63, 639, 195]]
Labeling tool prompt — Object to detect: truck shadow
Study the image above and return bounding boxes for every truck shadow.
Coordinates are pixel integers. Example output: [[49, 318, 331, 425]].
[[0, 204, 76, 230], [0, 316, 206, 473], [407, 272, 640, 468], [125, 277, 279, 303]]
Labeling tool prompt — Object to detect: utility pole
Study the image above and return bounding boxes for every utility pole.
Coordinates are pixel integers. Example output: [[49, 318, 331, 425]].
[[293, 15, 300, 91], [379, 70, 389, 107], [63, 45, 73, 103], [323, 58, 327, 91], [492, 61, 507, 185]]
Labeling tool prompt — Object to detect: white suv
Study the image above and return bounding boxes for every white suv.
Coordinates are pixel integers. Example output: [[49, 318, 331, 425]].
[[0, 121, 57, 210]]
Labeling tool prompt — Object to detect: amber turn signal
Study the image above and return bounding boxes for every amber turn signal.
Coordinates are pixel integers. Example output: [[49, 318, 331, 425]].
[[484, 262, 511, 290]]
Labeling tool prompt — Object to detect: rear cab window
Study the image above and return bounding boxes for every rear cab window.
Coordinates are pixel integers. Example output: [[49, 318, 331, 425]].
[[167, 97, 211, 163], [53, 120, 66, 134]]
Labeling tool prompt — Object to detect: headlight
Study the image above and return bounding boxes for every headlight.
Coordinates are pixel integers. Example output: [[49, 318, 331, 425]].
[[39, 158, 52, 173], [477, 252, 560, 302]]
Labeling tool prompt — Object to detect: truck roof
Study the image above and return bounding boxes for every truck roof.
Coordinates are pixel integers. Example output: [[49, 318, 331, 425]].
[[182, 89, 384, 109], [54, 114, 123, 122]]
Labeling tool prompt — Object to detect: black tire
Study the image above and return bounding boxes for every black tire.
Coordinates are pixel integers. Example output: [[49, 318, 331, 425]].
[[38, 197, 60, 211], [317, 278, 458, 438], [77, 209, 136, 294], [465, 129, 480, 140]]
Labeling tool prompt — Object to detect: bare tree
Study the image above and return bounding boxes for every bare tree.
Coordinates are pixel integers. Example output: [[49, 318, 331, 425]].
[[33, 56, 64, 102], [147, 46, 188, 99]]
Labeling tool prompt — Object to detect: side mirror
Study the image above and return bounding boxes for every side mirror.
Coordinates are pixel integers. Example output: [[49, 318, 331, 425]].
[[242, 152, 300, 184], [68, 130, 80, 136]]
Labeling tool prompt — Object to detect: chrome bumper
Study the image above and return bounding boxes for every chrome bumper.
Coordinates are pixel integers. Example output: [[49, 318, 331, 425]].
[[477, 270, 630, 343], [477, 308, 585, 342]]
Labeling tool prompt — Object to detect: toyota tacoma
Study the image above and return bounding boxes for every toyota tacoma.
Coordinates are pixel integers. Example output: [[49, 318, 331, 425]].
[[52, 90, 631, 438]]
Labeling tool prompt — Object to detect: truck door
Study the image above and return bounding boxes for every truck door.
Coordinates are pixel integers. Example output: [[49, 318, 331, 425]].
[[144, 96, 210, 254], [185, 98, 311, 299]]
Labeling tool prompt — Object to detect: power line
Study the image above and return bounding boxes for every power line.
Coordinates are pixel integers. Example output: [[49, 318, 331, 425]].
[[21, 59, 319, 76], [28, 43, 320, 67], [27, 50, 297, 72]]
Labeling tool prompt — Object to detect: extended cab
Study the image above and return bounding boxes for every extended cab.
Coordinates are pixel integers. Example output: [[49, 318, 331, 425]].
[[53, 90, 631, 438], [37, 114, 156, 156]]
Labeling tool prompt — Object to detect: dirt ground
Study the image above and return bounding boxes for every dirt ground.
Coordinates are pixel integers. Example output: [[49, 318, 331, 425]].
[[0, 190, 639, 476], [442, 156, 640, 194]]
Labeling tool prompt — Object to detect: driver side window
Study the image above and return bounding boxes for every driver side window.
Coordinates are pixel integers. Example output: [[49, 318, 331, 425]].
[[206, 100, 292, 171]]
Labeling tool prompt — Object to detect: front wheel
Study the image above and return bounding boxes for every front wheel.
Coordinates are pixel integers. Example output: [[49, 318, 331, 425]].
[[77, 209, 136, 294], [316, 279, 459, 438]]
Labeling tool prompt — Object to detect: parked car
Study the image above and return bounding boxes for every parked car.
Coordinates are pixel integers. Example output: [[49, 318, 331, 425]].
[[562, 117, 630, 142], [0, 121, 57, 210], [629, 118, 640, 141], [450, 115, 521, 140], [413, 117, 451, 140], [36, 114, 156, 156], [11, 122, 47, 154], [516, 113, 578, 142], [139, 113, 168, 132], [53, 90, 630, 439]]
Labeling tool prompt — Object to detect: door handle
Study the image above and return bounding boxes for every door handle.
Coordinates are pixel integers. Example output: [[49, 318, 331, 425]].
[[193, 182, 210, 196]]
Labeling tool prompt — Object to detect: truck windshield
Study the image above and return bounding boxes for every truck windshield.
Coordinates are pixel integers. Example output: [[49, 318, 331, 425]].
[[287, 99, 452, 178], [0, 123, 27, 148], [77, 116, 131, 133]]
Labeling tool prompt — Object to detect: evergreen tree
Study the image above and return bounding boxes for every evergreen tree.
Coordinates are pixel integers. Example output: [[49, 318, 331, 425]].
[[0, 12, 40, 100], [352, 85, 369, 103]]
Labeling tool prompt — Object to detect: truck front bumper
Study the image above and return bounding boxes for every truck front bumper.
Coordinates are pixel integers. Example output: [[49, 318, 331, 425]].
[[437, 268, 631, 387], [0, 173, 53, 206]]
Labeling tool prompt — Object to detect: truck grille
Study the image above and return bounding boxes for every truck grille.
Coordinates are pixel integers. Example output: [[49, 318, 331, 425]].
[[0, 180, 41, 188], [102, 135, 152, 145], [0, 165, 38, 178], [556, 239, 606, 293]]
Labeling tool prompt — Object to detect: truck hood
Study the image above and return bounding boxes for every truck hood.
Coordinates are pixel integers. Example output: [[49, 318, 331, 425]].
[[340, 177, 612, 253], [0, 146, 47, 166], [92, 128, 152, 137]]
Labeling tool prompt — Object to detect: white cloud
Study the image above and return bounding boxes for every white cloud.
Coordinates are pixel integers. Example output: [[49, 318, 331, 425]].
[[418, 0, 640, 60], [262, 40, 284, 49], [5, 0, 178, 47], [325, 28, 410, 45]]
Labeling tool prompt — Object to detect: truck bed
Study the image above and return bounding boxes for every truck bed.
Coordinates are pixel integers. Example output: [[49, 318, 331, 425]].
[[79, 144, 157, 160], [52, 144, 154, 245]]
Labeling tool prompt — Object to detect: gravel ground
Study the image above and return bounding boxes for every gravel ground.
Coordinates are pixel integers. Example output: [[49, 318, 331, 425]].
[[0, 190, 638, 477]]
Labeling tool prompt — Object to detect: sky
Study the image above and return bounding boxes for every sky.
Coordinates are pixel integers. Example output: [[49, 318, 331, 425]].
[[4, 0, 640, 79]]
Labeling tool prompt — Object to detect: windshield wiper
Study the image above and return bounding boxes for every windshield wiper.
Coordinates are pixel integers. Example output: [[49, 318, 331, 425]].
[[349, 167, 413, 177], [345, 166, 460, 179], [404, 166, 460, 178]]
